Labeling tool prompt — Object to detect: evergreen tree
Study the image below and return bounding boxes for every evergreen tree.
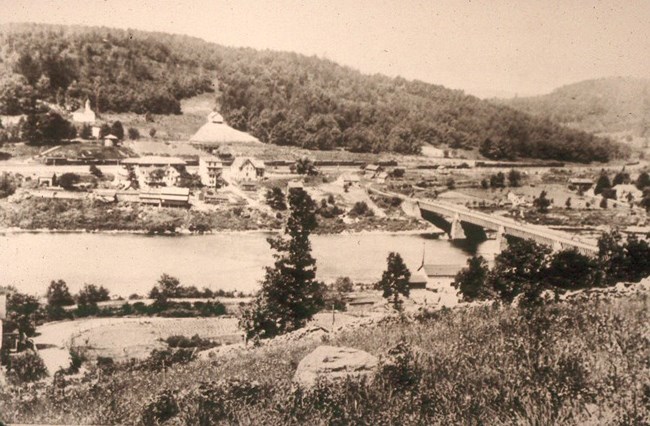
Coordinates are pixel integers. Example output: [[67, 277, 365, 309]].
[[377, 252, 411, 310], [507, 169, 522, 187], [99, 123, 111, 139], [240, 189, 324, 340], [636, 171, 650, 190], [612, 169, 630, 186], [110, 120, 125, 140], [594, 173, 611, 195]]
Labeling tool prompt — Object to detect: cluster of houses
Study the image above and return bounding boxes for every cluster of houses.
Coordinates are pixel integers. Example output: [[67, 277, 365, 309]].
[[118, 155, 266, 190]]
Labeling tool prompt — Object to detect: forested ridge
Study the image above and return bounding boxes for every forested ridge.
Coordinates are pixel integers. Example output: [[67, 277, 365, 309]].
[[0, 23, 625, 161], [498, 77, 650, 137]]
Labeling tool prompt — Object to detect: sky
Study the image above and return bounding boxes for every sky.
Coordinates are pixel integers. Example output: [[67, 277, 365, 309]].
[[1, 0, 649, 98]]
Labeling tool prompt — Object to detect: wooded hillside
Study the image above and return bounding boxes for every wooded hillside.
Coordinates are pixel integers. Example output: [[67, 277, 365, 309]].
[[498, 77, 650, 137], [0, 23, 625, 161]]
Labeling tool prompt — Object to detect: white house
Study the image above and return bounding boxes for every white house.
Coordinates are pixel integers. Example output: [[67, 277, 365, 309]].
[[339, 173, 360, 187], [230, 157, 265, 181], [198, 156, 223, 187], [507, 191, 528, 207], [423, 264, 464, 290], [72, 99, 96, 124], [122, 156, 186, 188]]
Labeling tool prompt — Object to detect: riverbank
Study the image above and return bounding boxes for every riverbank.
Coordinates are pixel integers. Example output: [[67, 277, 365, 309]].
[[0, 197, 431, 235]]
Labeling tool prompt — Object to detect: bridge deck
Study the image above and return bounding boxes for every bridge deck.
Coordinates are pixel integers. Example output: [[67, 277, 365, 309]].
[[415, 199, 598, 254]]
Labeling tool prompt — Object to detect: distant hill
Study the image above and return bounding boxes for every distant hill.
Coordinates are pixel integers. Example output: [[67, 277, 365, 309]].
[[0, 23, 626, 161], [497, 77, 650, 137]]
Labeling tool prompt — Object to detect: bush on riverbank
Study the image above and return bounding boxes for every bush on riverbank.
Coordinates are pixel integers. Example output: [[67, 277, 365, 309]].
[[0, 293, 647, 424]]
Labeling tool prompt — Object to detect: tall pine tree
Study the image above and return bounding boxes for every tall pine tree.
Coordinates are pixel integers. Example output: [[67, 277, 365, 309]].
[[240, 189, 324, 340], [378, 252, 411, 310]]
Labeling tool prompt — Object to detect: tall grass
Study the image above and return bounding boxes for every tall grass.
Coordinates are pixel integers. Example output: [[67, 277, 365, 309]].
[[0, 294, 647, 425]]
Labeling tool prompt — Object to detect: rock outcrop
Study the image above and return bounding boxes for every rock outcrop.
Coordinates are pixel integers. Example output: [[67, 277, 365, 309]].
[[293, 345, 378, 388]]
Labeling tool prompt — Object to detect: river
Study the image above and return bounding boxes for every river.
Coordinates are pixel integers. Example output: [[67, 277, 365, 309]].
[[0, 232, 497, 296]]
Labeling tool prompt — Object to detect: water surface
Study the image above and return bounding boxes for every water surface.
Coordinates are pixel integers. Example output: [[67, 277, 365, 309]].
[[0, 232, 496, 296]]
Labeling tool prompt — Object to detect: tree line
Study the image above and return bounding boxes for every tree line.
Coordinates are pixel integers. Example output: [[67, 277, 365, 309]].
[[454, 231, 650, 306]]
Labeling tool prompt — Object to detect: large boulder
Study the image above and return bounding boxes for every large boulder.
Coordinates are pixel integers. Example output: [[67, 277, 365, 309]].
[[293, 345, 378, 388]]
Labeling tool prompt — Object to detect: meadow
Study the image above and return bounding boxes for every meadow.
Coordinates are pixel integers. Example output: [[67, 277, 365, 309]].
[[0, 292, 647, 425]]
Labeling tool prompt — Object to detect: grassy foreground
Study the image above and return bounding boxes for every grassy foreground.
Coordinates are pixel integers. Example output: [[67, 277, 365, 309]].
[[0, 293, 648, 425]]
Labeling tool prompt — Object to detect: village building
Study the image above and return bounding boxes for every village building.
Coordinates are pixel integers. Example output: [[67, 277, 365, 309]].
[[91, 126, 102, 139], [375, 171, 389, 184], [37, 174, 55, 187], [623, 225, 650, 239], [339, 173, 361, 187], [139, 187, 190, 208], [230, 157, 266, 181], [200, 190, 230, 204], [122, 156, 186, 188], [103, 134, 119, 147], [71, 99, 96, 124], [190, 112, 261, 151], [569, 178, 593, 191], [364, 164, 383, 177], [287, 180, 304, 193], [408, 273, 429, 289], [423, 264, 464, 290], [198, 156, 223, 187]]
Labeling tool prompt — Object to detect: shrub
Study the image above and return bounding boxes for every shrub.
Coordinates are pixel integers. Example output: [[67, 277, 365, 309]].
[[189, 379, 265, 423], [145, 348, 196, 371], [128, 127, 140, 140], [96, 356, 115, 374], [58, 173, 81, 190], [379, 339, 422, 389], [165, 334, 219, 350], [68, 346, 88, 374], [141, 389, 179, 425], [349, 201, 374, 218], [265, 187, 287, 210], [332, 277, 354, 293], [6, 350, 48, 384], [0, 172, 17, 198]]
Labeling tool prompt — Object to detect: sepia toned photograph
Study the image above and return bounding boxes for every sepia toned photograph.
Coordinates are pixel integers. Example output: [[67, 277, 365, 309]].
[[0, 0, 648, 424]]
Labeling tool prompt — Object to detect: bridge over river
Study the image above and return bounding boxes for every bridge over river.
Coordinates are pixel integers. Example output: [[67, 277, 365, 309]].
[[370, 188, 599, 256]]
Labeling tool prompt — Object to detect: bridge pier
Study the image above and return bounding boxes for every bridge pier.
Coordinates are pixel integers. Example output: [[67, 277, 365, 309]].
[[496, 226, 508, 252], [449, 214, 466, 240]]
